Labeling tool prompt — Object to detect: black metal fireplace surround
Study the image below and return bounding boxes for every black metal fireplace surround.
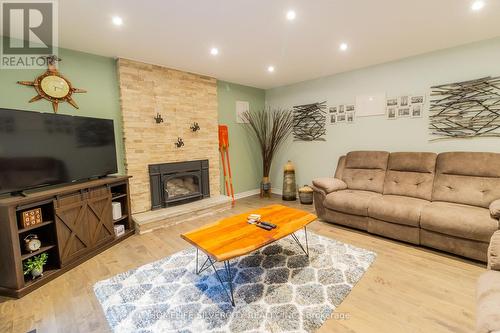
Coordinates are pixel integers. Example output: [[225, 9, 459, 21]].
[[149, 160, 210, 210]]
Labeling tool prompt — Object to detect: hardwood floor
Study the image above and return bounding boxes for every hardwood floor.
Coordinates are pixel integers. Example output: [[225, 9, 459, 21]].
[[0, 195, 485, 333]]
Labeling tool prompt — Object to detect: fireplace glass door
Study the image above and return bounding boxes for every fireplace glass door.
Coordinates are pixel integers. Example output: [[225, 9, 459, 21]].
[[163, 173, 201, 205], [149, 160, 210, 210]]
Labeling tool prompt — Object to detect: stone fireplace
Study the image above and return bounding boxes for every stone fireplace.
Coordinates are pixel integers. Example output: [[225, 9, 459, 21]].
[[149, 160, 210, 209], [117, 58, 221, 214]]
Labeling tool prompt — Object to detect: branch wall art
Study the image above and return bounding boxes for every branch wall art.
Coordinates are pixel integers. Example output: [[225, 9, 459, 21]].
[[429, 76, 500, 140], [292, 101, 327, 141]]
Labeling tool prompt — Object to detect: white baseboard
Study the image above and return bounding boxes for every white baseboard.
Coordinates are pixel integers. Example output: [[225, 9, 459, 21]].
[[230, 188, 283, 200], [234, 188, 260, 200], [271, 188, 282, 195]]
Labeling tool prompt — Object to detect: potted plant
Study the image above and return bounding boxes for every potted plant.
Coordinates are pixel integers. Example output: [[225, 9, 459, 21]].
[[243, 107, 294, 196], [23, 253, 48, 279]]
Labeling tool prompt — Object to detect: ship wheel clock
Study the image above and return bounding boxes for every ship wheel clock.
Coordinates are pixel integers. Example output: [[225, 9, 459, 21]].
[[17, 55, 87, 113]]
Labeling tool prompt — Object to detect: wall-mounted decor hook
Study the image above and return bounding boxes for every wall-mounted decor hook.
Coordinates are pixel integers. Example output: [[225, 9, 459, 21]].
[[190, 122, 200, 132], [154, 113, 164, 124], [175, 137, 184, 148]]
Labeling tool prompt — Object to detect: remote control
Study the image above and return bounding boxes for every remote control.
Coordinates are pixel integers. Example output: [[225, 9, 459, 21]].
[[260, 221, 277, 229], [256, 223, 273, 231]]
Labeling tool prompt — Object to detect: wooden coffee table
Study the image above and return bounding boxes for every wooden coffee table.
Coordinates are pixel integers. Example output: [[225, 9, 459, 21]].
[[181, 204, 317, 305]]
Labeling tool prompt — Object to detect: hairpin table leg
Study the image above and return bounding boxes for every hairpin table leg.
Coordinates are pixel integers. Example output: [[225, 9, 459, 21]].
[[207, 256, 235, 306], [290, 226, 309, 256], [195, 248, 211, 275]]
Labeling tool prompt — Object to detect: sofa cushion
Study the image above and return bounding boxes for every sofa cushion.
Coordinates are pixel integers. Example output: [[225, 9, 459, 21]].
[[324, 189, 381, 216], [383, 152, 437, 201], [420, 229, 488, 262], [420, 202, 499, 242], [386, 152, 437, 173], [334, 155, 346, 179], [367, 218, 420, 244], [344, 151, 389, 169], [324, 210, 368, 231], [368, 195, 430, 227], [312, 178, 347, 194], [432, 152, 500, 208], [476, 270, 500, 333], [341, 151, 389, 193]]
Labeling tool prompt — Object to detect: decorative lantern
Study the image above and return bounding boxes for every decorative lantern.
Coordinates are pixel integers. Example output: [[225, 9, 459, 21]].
[[282, 160, 297, 201]]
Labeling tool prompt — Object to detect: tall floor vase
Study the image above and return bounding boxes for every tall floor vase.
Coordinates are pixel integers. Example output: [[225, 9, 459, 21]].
[[282, 160, 296, 201]]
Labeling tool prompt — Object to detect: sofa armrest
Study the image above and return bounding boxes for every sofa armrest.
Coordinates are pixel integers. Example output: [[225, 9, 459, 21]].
[[490, 199, 500, 219], [312, 177, 347, 194], [476, 270, 500, 333], [488, 231, 500, 271], [310, 185, 326, 196]]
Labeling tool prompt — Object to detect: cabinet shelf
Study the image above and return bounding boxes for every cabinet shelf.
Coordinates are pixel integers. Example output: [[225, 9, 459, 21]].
[[23, 268, 58, 288], [21, 245, 56, 261], [18, 220, 54, 234], [113, 214, 129, 223], [115, 229, 134, 239]]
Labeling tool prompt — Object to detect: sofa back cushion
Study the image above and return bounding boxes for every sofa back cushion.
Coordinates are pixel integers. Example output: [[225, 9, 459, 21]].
[[334, 155, 346, 179], [341, 151, 389, 193], [432, 152, 500, 208], [383, 152, 437, 200]]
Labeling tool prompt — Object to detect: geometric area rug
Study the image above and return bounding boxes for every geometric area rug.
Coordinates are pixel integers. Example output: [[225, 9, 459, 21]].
[[94, 231, 376, 333]]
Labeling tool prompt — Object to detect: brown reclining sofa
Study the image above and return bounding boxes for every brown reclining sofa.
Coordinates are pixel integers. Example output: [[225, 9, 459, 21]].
[[312, 151, 500, 261]]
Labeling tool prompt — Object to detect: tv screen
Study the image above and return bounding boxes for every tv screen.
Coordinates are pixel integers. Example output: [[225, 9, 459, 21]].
[[0, 108, 118, 195]]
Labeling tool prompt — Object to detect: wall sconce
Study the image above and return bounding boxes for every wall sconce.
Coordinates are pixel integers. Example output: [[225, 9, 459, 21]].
[[154, 113, 164, 124], [190, 122, 200, 132], [175, 137, 184, 148]]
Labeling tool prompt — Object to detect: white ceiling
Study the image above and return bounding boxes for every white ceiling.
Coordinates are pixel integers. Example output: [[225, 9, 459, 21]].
[[57, 0, 500, 89]]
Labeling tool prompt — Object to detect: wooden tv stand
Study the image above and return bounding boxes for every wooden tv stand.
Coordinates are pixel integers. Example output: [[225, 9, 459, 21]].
[[0, 176, 134, 298]]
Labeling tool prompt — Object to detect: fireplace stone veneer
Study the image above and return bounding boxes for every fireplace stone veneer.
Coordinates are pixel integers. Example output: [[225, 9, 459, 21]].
[[149, 160, 210, 210], [118, 58, 220, 213]]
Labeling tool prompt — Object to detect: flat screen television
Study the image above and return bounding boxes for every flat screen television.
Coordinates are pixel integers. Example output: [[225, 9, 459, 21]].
[[0, 108, 118, 195]]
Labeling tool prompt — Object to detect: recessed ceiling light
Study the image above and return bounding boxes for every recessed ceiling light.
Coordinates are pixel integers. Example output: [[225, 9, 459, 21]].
[[286, 10, 296, 21], [112, 16, 123, 26], [339, 43, 348, 51], [471, 0, 485, 11], [210, 47, 219, 56], [267, 66, 275, 73]]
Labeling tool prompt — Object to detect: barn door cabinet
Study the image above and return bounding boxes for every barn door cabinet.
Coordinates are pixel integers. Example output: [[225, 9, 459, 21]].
[[0, 176, 133, 298], [55, 186, 115, 266]]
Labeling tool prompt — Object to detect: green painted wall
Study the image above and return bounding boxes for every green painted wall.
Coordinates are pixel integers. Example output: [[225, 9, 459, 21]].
[[266, 37, 500, 190], [217, 81, 265, 194], [0, 38, 125, 174], [0, 40, 265, 190]]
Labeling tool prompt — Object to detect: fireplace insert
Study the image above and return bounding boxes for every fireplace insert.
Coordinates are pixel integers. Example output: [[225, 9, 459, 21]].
[[149, 160, 210, 210]]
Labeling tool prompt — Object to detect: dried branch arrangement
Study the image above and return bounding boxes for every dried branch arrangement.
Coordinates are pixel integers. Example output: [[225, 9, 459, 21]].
[[429, 76, 500, 140], [243, 108, 294, 178], [292, 101, 327, 141]]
